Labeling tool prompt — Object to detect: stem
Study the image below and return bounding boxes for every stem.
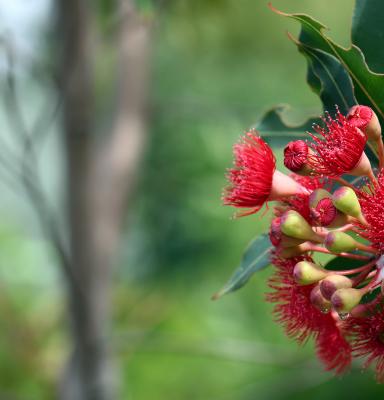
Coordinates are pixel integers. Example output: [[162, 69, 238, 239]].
[[367, 169, 378, 186], [367, 140, 379, 161], [331, 177, 355, 190], [336, 224, 354, 233], [333, 259, 377, 276], [355, 242, 379, 254], [306, 244, 371, 260], [361, 271, 381, 294], [352, 268, 374, 287], [376, 136, 384, 169], [350, 226, 369, 238]]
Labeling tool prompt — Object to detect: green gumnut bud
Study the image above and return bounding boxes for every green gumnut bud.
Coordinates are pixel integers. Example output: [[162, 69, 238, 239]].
[[308, 189, 331, 209], [320, 274, 353, 300], [293, 261, 328, 285], [277, 244, 306, 259], [332, 186, 362, 218], [310, 285, 331, 313], [324, 232, 357, 253], [280, 210, 321, 242], [331, 288, 364, 313]]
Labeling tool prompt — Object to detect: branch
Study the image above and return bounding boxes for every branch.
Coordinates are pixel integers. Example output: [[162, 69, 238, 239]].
[[1, 41, 74, 290]]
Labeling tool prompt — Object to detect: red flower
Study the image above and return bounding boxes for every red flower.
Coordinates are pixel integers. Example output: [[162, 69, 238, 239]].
[[267, 255, 327, 343], [315, 321, 352, 375], [348, 311, 384, 382], [359, 171, 384, 251], [223, 130, 276, 215], [268, 254, 352, 374], [308, 111, 367, 176]]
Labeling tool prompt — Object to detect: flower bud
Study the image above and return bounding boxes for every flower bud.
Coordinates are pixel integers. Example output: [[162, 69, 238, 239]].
[[347, 105, 381, 141], [277, 244, 306, 259], [283, 140, 312, 175], [269, 217, 306, 247], [324, 232, 357, 253], [320, 274, 353, 300], [310, 285, 331, 313], [331, 288, 364, 313], [293, 261, 328, 285], [280, 210, 322, 242], [332, 186, 365, 223]]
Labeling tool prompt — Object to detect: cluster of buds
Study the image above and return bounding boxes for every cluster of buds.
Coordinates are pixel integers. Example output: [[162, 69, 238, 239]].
[[223, 105, 384, 381]]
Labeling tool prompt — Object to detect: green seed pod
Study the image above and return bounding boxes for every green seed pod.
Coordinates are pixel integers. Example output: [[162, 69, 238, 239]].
[[324, 232, 357, 253], [293, 261, 328, 285], [280, 210, 322, 242], [310, 285, 331, 313], [331, 288, 364, 313], [332, 186, 362, 219], [320, 274, 353, 300]]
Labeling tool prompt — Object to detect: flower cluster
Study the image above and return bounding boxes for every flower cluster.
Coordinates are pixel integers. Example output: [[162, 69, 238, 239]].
[[223, 105, 384, 380]]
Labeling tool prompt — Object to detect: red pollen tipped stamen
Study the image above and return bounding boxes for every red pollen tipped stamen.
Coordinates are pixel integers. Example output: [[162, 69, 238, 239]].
[[308, 110, 368, 177], [223, 130, 276, 215]]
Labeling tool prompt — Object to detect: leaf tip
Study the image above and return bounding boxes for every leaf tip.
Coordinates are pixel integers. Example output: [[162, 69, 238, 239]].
[[211, 290, 223, 301], [268, 2, 287, 17]]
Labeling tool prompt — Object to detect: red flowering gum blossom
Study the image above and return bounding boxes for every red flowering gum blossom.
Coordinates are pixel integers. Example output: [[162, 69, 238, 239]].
[[223, 130, 309, 216], [284, 140, 310, 173], [359, 171, 384, 251], [267, 255, 352, 374], [268, 256, 338, 342], [315, 323, 352, 375], [267, 256, 323, 343], [308, 111, 370, 177], [348, 312, 384, 382]]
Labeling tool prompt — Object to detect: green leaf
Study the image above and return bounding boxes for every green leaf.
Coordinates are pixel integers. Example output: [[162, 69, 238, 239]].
[[323, 256, 366, 272], [294, 40, 356, 114], [271, 4, 384, 124], [212, 234, 272, 300], [352, 0, 384, 73], [255, 105, 319, 147]]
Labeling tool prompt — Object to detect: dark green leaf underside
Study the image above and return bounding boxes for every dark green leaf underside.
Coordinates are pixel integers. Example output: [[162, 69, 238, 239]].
[[212, 234, 272, 300]]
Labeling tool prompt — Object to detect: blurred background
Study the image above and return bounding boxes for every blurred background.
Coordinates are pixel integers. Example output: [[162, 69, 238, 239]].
[[1, 0, 382, 399]]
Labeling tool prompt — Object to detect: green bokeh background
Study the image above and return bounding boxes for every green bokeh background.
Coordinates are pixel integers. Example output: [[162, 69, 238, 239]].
[[2, 0, 382, 399]]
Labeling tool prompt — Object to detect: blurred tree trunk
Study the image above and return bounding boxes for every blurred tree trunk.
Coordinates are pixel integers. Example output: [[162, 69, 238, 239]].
[[57, 0, 151, 398]]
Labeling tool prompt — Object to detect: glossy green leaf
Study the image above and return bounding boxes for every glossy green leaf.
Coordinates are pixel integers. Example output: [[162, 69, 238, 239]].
[[271, 5, 384, 124], [353, 0, 384, 73], [295, 42, 356, 114], [324, 256, 366, 272], [212, 234, 271, 300], [255, 105, 319, 147]]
